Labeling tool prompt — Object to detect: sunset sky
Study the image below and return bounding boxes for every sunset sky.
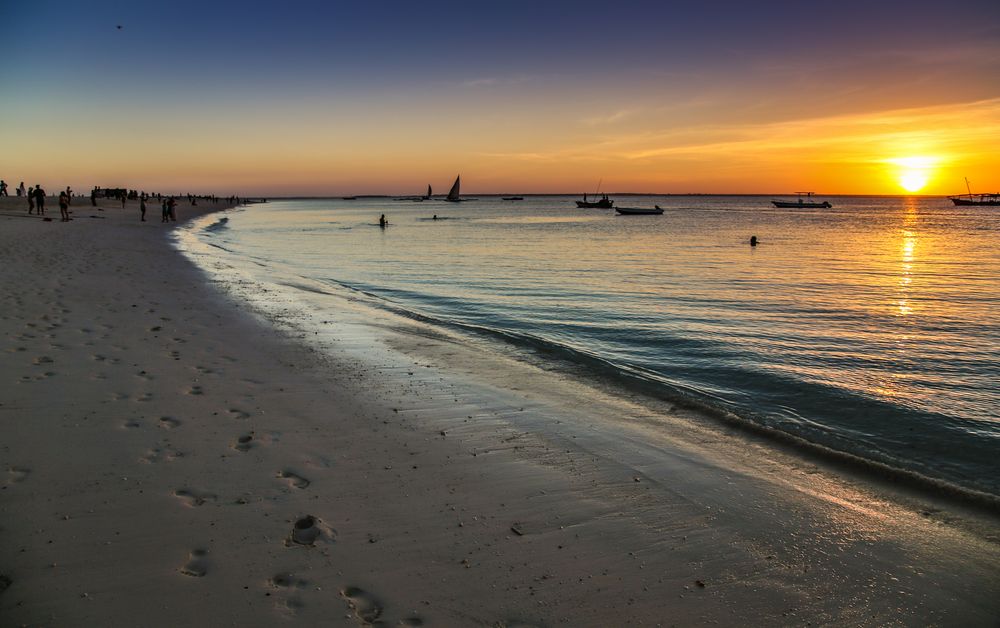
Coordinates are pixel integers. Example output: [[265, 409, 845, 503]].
[[2, 0, 998, 195]]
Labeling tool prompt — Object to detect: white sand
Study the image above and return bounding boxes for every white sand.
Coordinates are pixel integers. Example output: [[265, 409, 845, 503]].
[[1, 195, 998, 626]]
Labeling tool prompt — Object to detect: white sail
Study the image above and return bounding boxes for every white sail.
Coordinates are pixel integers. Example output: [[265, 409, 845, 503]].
[[426, 184, 432, 199], [446, 175, 460, 201]]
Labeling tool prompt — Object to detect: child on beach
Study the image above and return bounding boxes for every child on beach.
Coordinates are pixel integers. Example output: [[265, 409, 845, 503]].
[[140, 196, 146, 221], [58, 190, 70, 222]]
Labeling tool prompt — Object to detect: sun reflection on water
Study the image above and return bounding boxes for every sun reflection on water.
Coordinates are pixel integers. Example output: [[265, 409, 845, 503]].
[[896, 200, 919, 317]]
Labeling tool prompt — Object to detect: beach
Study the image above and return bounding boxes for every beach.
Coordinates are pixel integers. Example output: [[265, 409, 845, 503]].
[[1, 196, 999, 626]]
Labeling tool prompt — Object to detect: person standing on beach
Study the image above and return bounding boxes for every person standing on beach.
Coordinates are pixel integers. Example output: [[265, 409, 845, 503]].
[[168, 196, 177, 222], [58, 190, 70, 222], [27, 186, 35, 214], [65, 186, 73, 204], [120, 193, 127, 209], [0, 180, 8, 196], [33, 185, 46, 216], [17, 182, 26, 197], [139, 195, 146, 221]]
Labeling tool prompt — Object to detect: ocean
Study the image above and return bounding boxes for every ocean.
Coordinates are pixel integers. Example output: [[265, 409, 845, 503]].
[[176, 195, 1000, 500]]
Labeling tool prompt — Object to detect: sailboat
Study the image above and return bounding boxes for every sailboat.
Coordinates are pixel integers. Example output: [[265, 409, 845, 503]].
[[445, 175, 462, 202], [948, 178, 1000, 206], [576, 178, 614, 208], [395, 184, 433, 202]]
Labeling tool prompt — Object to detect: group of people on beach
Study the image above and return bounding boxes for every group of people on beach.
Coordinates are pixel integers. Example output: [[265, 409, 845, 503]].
[[4, 180, 230, 225]]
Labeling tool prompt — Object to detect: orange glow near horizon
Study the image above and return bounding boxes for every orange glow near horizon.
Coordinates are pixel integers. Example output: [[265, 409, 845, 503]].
[[1, 96, 999, 196]]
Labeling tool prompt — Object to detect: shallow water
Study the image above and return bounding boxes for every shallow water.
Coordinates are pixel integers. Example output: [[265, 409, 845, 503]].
[[179, 195, 1000, 497]]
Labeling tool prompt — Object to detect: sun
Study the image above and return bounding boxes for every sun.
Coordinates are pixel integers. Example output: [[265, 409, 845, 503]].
[[899, 171, 928, 192], [887, 156, 938, 194]]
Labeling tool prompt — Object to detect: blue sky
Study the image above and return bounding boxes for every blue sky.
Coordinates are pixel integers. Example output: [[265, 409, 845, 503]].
[[2, 0, 998, 194]]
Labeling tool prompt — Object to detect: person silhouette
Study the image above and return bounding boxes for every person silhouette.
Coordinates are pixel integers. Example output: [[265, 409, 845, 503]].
[[33, 185, 46, 215], [379, 214, 387, 228]]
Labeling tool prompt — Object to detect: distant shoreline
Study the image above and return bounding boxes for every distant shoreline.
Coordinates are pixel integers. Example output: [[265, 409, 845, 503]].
[[275, 192, 950, 199]]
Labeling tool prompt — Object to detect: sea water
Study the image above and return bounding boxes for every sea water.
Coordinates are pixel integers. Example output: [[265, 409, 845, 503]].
[[178, 196, 1000, 498]]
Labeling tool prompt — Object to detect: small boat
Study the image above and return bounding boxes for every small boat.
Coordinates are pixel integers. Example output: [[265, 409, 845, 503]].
[[948, 179, 1000, 206], [576, 194, 614, 208], [950, 194, 1000, 206], [616, 206, 664, 215], [772, 192, 832, 208], [445, 175, 463, 202], [502, 196, 524, 201], [341, 196, 357, 200], [424, 184, 433, 200]]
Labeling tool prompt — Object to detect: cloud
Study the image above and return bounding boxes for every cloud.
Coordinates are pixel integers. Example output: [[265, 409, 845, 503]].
[[582, 109, 638, 126], [462, 77, 499, 87]]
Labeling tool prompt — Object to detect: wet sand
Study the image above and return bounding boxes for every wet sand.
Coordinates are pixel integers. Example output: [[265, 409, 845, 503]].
[[1, 195, 998, 626]]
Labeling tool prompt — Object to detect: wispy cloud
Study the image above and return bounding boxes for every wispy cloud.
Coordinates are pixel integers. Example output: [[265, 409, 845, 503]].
[[475, 98, 1000, 169], [582, 109, 638, 126], [462, 78, 498, 87]]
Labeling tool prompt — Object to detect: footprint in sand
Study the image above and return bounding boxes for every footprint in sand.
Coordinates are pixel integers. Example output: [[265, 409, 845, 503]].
[[232, 432, 257, 452], [122, 419, 142, 429], [135, 392, 154, 403], [158, 416, 181, 429], [6, 467, 30, 484], [399, 618, 425, 627], [140, 446, 184, 464], [187, 385, 204, 396], [174, 489, 217, 507], [180, 549, 209, 577], [227, 408, 250, 420], [278, 470, 310, 489], [32, 356, 53, 365], [270, 572, 309, 590], [287, 515, 334, 546], [341, 587, 383, 625]]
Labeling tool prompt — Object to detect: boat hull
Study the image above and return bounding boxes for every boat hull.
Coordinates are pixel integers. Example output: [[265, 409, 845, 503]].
[[615, 207, 664, 215], [949, 196, 1000, 206], [772, 200, 832, 208], [576, 200, 614, 208]]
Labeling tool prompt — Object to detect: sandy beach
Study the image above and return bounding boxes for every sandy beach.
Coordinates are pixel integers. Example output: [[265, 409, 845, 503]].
[[1, 195, 999, 627]]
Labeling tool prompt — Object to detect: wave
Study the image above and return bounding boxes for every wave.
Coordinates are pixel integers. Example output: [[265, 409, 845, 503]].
[[300, 275, 1000, 511], [203, 216, 230, 233]]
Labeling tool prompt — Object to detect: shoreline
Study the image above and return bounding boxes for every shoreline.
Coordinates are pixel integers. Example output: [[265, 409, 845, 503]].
[[2, 196, 999, 625], [178, 202, 1000, 513]]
